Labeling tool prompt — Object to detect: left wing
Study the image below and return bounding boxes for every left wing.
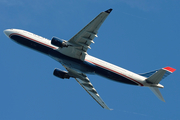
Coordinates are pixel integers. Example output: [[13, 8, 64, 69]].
[[68, 8, 112, 52], [61, 9, 112, 61], [64, 67, 111, 110], [59, 9, 112, 61]]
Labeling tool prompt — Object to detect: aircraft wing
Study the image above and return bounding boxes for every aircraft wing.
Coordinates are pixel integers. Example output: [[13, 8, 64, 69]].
[[64, 66, 111, 110], [68, 9, 112, 53]]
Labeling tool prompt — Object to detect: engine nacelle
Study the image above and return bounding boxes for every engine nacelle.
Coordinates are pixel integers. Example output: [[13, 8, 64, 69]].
[[51, 37, 68, 48], [53, 68, 70, 79]]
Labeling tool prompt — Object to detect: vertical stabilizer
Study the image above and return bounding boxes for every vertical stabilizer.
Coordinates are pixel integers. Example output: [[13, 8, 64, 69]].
[[146, 67, 176, 84]]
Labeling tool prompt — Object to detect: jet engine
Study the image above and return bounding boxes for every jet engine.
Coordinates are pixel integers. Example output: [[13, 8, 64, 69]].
[[53, 68, 70, 79], [51, 37, 68, 48]]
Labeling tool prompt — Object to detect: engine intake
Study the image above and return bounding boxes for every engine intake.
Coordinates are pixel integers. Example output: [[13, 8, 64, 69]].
[[53, 68, 70, 79], [51, 37, 68, 48]]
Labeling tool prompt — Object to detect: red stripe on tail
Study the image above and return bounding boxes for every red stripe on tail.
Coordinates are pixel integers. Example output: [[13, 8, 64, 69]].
[[163, 67, 176, 73]]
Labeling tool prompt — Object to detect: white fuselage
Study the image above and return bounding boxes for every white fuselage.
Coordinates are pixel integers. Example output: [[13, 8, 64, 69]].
[[4, 29, 150, 87]]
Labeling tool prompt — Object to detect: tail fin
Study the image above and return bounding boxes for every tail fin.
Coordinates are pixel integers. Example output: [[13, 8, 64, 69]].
[[146, 67, 176, 84], [144, 67, 176, 101]]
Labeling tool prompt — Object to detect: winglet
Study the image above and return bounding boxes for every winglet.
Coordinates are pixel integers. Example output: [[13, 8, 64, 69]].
[[105, 8, 113, 14]]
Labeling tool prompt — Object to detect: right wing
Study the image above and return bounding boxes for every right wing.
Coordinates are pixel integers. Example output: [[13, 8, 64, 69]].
[[64, 66, 111, 110], [75, 78, 111, 110]]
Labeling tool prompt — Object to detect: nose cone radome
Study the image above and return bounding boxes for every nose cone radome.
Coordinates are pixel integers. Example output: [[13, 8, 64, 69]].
[[4, 29, 13, 38]]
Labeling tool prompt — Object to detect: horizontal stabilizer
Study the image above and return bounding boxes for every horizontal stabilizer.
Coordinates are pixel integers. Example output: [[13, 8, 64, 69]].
[[139, 70, 158, 78], [149, 87, 165, 102]]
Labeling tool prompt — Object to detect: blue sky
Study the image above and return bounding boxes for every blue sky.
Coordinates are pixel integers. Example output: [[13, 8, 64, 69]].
[[1, 0, 180, 119]]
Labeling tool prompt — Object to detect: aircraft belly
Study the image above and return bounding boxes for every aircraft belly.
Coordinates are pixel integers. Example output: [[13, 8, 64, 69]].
[[11, 35, 52, 55], [10, 34, 138, 85], [94, 66, 139, 85], [49, 49, 95, 74], [10, 34, 95, 74]]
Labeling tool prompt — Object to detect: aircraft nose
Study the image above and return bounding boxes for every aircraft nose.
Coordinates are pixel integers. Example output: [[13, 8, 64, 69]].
[[4, 29, 13, 38]]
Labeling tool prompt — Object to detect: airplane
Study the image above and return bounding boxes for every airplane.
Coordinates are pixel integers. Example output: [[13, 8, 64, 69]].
[[4, 8, 176, 110]]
